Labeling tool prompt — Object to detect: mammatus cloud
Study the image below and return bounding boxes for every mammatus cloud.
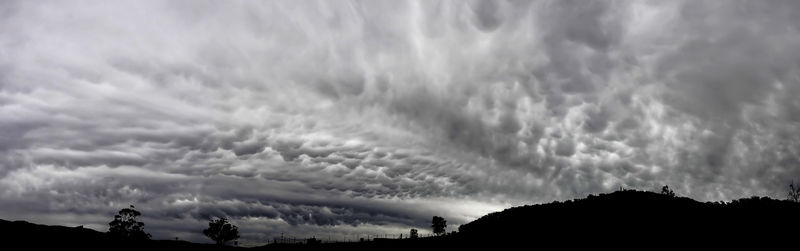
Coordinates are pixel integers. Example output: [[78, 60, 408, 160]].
[[1, 0, 799, 245]]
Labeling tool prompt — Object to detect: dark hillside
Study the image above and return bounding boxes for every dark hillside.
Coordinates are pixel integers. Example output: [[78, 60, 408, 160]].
[[458, 190, 800, 246], [3, 190, 799, 250], [0, 219, 238, 250]]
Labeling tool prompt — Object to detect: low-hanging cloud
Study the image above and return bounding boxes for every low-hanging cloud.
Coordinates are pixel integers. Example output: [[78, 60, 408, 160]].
[[1, 0, 800, 245]]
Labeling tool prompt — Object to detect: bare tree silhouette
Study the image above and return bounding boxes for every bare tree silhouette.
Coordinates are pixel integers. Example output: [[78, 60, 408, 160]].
[[788, 180, 800, 203], [108, 205, 151, 240], [203, 217, 240, 245]]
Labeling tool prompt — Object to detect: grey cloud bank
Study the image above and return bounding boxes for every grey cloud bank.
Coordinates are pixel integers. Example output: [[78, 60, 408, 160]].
[[1, 0, 800, 245]]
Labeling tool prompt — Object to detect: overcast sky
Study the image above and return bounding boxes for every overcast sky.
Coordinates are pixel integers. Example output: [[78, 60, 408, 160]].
[[1, 0, 800, 245]]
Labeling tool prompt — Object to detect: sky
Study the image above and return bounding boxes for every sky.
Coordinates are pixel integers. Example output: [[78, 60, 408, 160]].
[[1, 0, 800, 246]]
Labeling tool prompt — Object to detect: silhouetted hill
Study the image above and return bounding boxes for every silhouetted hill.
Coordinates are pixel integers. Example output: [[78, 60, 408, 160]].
[[0, 219, 239, 250], [458, 190, 800, 247], [4, 190, 799, 250]]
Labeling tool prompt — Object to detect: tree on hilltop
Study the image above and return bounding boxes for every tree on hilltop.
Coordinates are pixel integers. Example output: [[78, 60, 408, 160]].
[[108, 205, 151, 240]]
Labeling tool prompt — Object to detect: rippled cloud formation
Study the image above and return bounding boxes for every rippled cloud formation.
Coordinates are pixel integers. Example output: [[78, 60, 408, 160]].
[[1, 0, 800, 245]]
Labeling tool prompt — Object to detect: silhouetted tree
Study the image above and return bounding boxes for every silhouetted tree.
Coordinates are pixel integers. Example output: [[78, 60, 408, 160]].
[[203, 217, 239, 245], [108, 205, 151, 240], [409, 228, 418, 239], [431, 216, 447, 236], [788, 181, 800, 203], [661, 185, 675, 197]]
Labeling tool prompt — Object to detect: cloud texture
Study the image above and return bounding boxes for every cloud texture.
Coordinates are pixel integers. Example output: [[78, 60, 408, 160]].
[[2, 0, 800, 245]]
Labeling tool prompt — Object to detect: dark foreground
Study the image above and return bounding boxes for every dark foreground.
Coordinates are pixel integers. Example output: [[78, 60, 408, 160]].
[[3, 190, 799, 250]]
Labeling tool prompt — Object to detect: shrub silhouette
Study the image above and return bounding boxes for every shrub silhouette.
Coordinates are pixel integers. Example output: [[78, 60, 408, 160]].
[[108, 205, 151, 240], [661, 185, 676, 197], [431, 216, 446, 236], [788, 180, 800, 203], [203, 217, 239, 245], [409, 228, 418, 239]]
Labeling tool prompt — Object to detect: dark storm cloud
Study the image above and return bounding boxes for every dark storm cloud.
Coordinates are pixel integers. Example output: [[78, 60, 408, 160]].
[[2, 0, 800, 245], [640, 0, 800, 197]]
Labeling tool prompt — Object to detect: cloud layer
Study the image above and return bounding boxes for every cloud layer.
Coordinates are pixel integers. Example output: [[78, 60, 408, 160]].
[[2, 0, 800, 245]]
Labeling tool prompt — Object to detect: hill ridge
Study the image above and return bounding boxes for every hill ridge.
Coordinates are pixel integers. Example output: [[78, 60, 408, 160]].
[[3, 190, 799, 249]]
